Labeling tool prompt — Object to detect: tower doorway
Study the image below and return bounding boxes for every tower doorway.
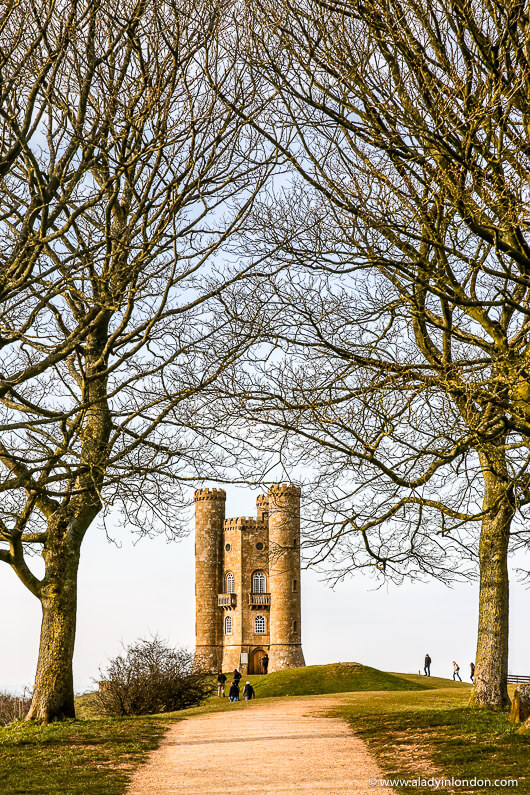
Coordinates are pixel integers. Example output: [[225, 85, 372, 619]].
[[250, 648, 268, 674]]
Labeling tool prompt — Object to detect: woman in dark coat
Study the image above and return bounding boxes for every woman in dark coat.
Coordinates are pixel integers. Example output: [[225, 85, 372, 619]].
[[229, 681, 240, 702]]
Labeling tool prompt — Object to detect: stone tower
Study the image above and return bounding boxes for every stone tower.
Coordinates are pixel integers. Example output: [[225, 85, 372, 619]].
[[194, 488, 226, 671], [268, 484, 305, 670], [193, 484, 305, 675]]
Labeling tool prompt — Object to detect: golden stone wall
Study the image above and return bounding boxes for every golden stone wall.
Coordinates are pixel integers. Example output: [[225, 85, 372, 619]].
[[240, 515, 270, 669]]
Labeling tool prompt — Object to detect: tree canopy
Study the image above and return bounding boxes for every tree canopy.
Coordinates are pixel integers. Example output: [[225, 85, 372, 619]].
[[215, 0, 530, 707]]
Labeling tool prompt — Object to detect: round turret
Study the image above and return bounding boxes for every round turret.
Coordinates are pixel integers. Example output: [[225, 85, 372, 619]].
[[268, 484, 305, 671], [194, 488, 226, 670]]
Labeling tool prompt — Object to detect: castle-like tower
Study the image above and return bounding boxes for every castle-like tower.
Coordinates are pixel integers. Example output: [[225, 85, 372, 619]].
[[194, 484, 305, 675]]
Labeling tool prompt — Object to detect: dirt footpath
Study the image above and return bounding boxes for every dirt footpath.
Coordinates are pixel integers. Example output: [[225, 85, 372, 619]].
[[127, 696, 396, 794]]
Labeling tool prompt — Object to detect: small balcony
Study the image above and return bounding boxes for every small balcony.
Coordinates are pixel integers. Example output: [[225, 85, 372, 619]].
[[218, 593, 237, 608], [249, 593, 271, 608]]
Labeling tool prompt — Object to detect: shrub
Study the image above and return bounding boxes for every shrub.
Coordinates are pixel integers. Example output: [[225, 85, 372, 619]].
[[95, 637, 213, 716], [0, 691, 32, 725]]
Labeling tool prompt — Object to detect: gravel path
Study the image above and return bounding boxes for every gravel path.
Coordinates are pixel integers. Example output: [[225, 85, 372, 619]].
[[127, 696, 396, 794]]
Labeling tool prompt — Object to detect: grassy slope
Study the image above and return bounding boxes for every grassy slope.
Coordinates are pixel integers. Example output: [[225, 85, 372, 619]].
[[244, 662, 430, 698], [328, 683, 530, 794], [0, 717, 166, 795]]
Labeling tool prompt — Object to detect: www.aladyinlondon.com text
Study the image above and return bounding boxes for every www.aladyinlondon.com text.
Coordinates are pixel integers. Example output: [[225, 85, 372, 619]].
[[368, 777, 518, 789]]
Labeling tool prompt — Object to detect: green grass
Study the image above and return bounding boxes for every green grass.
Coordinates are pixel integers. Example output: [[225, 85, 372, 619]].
[[0, 716, 167, 794], [330, 685, 530, 794]]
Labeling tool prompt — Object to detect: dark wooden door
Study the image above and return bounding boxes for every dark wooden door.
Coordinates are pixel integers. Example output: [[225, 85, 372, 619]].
[[251, 649, 267, 674]]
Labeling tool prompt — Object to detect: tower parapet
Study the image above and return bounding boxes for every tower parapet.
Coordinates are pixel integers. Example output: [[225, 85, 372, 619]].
[[224, 516, 265, 531], [194, 487, 226, 502], [268, 484, 305, 670], [194, 488, 226, 671]]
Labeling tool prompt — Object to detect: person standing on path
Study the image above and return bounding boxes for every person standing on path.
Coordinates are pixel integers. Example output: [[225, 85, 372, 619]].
[[470, 662, 475, 682], [243, 681, 255, 700], [424, 653, 431, 676], [452, 661, 462, 681], [262, 654, 269, 674], [217, 670, 227, 698], [229, 681, 240, 702]]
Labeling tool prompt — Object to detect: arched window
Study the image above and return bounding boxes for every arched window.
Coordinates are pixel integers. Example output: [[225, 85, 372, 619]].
[[293, 620, 298, 633], [254, 615, 266, 634], [225, 615, 232, 634], [292, 579, 297, 592], [226, 572, 235, 593], [252, 571, 266, 593]]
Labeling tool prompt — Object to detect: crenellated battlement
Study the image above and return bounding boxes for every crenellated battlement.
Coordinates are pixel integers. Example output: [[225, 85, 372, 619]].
[[224, 516, 267, 530], [256, 494, 269, 505], [194, 488, 227, 502], [268, 483, 301, 497]]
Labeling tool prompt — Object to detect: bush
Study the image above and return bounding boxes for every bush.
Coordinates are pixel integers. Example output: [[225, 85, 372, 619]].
[[95, 637, 213, 716], [0, 691, 32, 725]]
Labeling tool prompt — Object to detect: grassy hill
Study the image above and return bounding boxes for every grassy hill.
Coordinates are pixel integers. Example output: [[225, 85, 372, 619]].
[[243, 662, 430, 698], [76, 663, 460, 719]]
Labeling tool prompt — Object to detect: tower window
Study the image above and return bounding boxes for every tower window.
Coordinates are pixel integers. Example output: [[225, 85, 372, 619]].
[[225, 543, 231, 552], [225, 615, 232, 634], [256, 541, 264, 550], [226, 572, 235, 593], [293, 538, 297, 547], [293, 579, 297, 592], [293, 620, 298, 633], [252, 571, 267, 593], [254, 615, 266, 634]]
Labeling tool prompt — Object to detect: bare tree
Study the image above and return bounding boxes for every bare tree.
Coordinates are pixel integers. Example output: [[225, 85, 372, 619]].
[[96, 636, 212, 716], [0, 0, 273, 722], [218, 0, 530, 708]]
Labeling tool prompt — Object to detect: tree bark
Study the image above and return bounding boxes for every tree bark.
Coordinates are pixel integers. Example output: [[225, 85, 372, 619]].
[[472, 450, 512, 709], [26, 542, 80, 722]]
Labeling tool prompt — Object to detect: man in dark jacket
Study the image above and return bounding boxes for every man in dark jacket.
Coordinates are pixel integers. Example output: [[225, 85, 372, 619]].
[[217, 670, 227, 697], [424, 654, 431, 676], [233, 668, 242, 687], [229, 681, 240, 702], [243, 681, 255, 700], [262, 654, 269, 674]]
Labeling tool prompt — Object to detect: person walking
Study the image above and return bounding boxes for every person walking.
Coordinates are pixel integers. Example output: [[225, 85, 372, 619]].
[[233, 668, 242, 687], [243, 681, 255, 700], [424, 653, 432, 676], [217, 670, 227, 698], [229, 681, 240, 702], [470, 662, 475, 682], [262, 654, 269, 674], [452, 661, 462, 681]]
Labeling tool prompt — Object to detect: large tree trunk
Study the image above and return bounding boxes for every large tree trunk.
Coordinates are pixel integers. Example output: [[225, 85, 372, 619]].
[[25, 319, 109, 723], [26, 542, 80, 722], [472, 450, 512, 709]]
